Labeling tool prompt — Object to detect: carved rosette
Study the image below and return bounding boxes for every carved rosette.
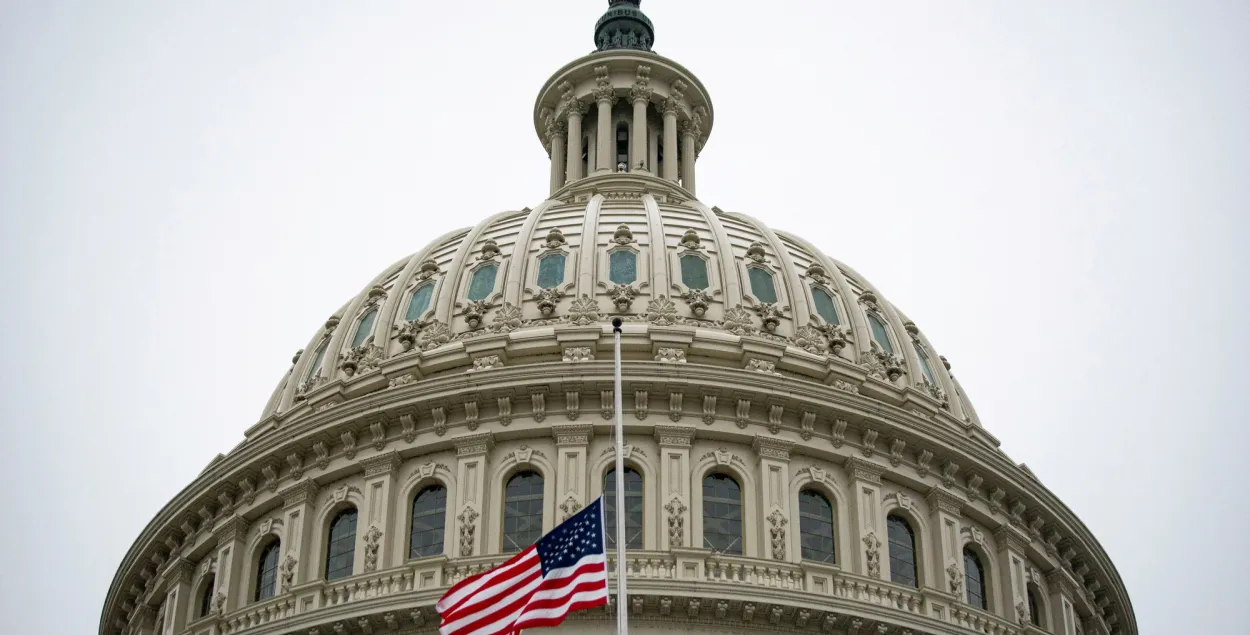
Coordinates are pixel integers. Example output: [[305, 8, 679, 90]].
[[339, 339, 384, 378], [567, 294, 601, 325], [644, 296, 679, 326], [721, 305, 757, 336], [415, 320, 451, 351], [462, 300, 491, 329], [792, 325, 826, 355], [608, 284, 638, 313], [753, 302, 784, 332], [681, 288, 712, 317], [534, 288, 564, 317], [490, 303, 523, 333]]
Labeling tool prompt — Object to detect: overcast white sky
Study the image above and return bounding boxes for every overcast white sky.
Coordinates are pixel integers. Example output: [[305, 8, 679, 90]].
[[2, 1, 1247, 633]]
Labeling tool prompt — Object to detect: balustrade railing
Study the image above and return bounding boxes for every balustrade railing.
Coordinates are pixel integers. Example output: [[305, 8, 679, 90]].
[[320, 568, 416, 607], [219, 596, 296, 634]]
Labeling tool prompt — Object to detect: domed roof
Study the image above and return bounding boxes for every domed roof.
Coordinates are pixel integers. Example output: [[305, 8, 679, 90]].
[[595, 0, 655, 52], [261, 179, 981, 432]]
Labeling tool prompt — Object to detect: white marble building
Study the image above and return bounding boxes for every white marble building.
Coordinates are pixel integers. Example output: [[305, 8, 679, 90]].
[[99, 2, 1136, 635]]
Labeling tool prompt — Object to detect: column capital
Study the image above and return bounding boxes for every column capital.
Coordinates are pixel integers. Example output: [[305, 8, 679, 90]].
[[654, 424, 696, 447], [1046, 567, 1080, 598], [993, 523, 1031, 553], [563, 98, 588, 118], [360, 450, 402, 478], [751, 435, 795, 462], [552, 423, 594, 446], [280, 479, 320, 508], [545, 118, 567, 142], [454, 432, 495, 457], [212, 515, 248, 545], [843, 455, 884, 485], [925, 486, 967, 516], [167, 558, 196, 585], [679, 118, 701, 138]]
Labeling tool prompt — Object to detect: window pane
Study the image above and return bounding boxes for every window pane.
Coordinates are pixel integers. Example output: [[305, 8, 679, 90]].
[[409, 486, 447, 558], [255, 540, 280, 601], [405, 284, 435, 321], [799, 490, 836, 563], [1028, 588, 1042, 626], [702, 474, 742, 554], [914, 342, 937, 384], [868, 313, 895, 355], [537, 254, 566, 289], [199, 575, 215, 617], [503, 472, 544, 552], [325, 509, 358, 581], [305, 340, 328, 381], [964, 548, 987, 610], [609, 251, 637, 285], [467, 264, 497, 301], [680, 255, 709, 290], [604, 468, 644, 549], [887, 516, 917, 587], [351, 309, 377, 348], [811, 286, 840, 325], [748, 267, 778, 303]]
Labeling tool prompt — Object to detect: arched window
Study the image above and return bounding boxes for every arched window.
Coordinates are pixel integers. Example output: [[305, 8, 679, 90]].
[[914, 342, 937, 385], [616, 123, 629, 169], [405, 283, 435, 321], [609, 250, 637, 285], [351, 308, 377, 348], [255, 539, 280, 601], [409, 485, 447, 558], [304, 340, 329, 382], [537, 253, 566, 289], [886, 515, 918, 587], [748, 267, 778, 303], [811, 286, 841, 325], [867, 312, 895, 355], [467, 264, 497, 301], [503, 471, 544, 552], [198, 574, 215, 617], [604, 468, 643, 549], [325, 509, 358, 580], [702, 473, 743, 555], [1028, 585, 1043, 626], [798, 490, 836, 563], [964, 547, 988, 610], [680, 254, 709, 290]]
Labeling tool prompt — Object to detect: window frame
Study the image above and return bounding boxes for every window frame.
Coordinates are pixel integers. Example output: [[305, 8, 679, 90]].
[[606, 247, 640, 286], [798, 488, 837, 564], [963, 546, 989, 611], [408, 485, 448, 559], [254, 538, 281, 602], [501, 470, 546, 553], [535, 251, 568, 290], [886, 514, 919, 588], [746, 264, 779, 304], [701, 472, 744, 555], [603, 466, 645, 550], [866, 311, 897, 356], [808, 284, 843, 326], [349, 307, 379, 349], [404, 281, 437, 322], [465, 261, 501, 302], [324, 508, 359, 581]]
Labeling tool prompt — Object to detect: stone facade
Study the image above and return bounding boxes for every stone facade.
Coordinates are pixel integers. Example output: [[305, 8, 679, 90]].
[[99, 3, 1134, 635]]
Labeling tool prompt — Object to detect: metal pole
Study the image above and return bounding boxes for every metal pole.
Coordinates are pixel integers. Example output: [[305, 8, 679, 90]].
[[612, 318, 628, 635]]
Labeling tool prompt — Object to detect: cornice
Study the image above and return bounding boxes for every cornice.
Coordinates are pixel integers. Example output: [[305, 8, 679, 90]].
[[653, 424, 696, 447], [359, 451, 402, 477], [552, 423, 594, 446], [279, 479, 320, 508], [751, 435, 795, 462], [925, 486, 967, 517], [842, 456, 884, 485], [453, 432, 494, 457], [211, 515, 248, 545]]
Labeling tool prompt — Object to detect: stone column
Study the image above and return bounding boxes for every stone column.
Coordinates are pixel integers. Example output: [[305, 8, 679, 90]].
[[1046, 569, 1082, 635], [565, 101, 586, 184], [752, 435, 795, 562], [661, 98, 680, 181], [926, 487, 967, 596], [547, 120, 567, 196], [211, 516, 249, 613], [277, 480, 318, 588], [843, 456, 886, 579], [679, 120, 698, 195], [994, 525, 1033, 624], [654, 425, 696, 551], [453, 433, 494, 557], [594, 67, 616, 172], [359, 452, 402, 574], [162, 560, 195, 634], [630, 95, 651, 173], [553, 424, 594, 521]]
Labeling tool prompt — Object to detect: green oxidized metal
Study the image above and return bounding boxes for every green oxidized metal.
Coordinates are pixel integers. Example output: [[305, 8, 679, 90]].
[[594, 0, 655, 52]]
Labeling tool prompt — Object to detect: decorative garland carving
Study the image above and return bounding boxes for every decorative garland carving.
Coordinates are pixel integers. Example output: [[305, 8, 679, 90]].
[[457, 506, 478, 557], [864, 531, 882, 578], [665, 497, 687, 547], [767, 509, 788, 560]]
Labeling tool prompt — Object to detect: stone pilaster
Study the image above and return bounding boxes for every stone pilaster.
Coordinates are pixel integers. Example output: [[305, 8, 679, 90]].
[[843, 456, 886, 579], [654, 425, 696, 550], [359, 452, 401, 574], [161, 559, 195, 634], [994, 524, 1033, 623], [751, 435, 794, 562], [926, 486, 967, 596], [1047, 568, 1082, 635], [278, 480, 319, 587], [552, 424, 594, 521], [453, 433, 494, 557], [211, 515, 249, 613]]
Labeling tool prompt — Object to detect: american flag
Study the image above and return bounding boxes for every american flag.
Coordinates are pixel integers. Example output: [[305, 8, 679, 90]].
[[436, 497, 609, 635]]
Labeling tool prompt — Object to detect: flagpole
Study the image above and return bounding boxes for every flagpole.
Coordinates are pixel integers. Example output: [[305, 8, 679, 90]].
[[611, 317, 628, 635]]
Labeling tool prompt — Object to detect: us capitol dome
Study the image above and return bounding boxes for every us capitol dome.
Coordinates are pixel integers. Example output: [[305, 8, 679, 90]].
[[101, 2, 1135, 635]]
